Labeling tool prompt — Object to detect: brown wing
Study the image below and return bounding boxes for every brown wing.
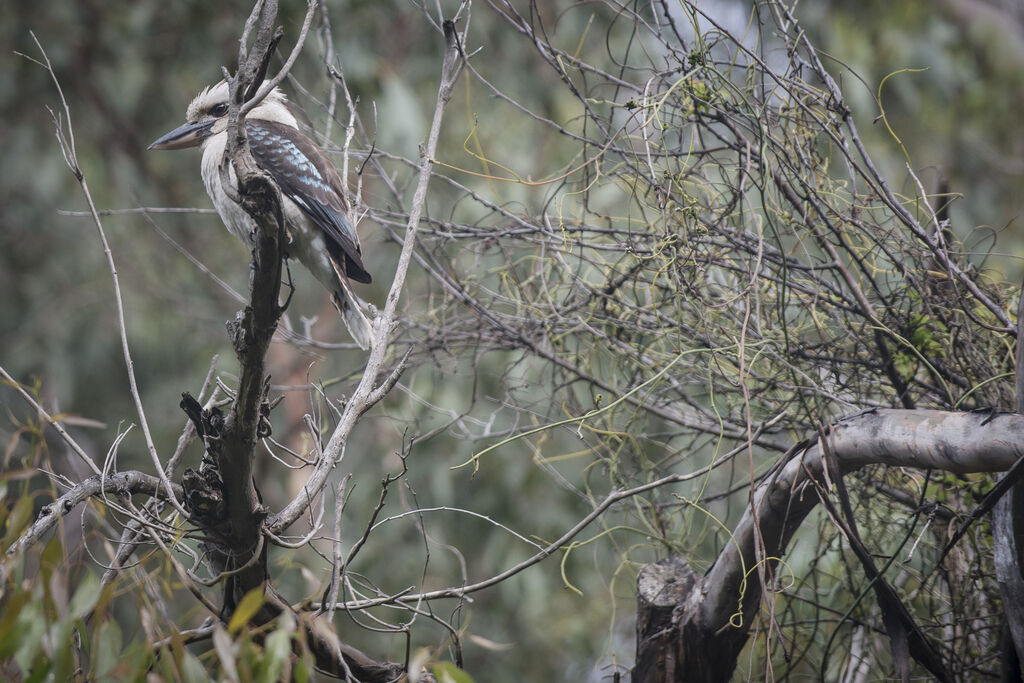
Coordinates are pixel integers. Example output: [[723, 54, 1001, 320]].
[[247, 120, 371, 284]]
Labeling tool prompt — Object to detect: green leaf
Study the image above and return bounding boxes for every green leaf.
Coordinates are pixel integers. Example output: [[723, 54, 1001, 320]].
[[227, 587, 265, 634], [155, 645, 176, 679], [893, 351, 915, 381], [258, 628, 291, 683], [69, 572, 101, 620], [91, 619, 122, 680], [293, 654, 311, 683], [48, 620, 73, 682], [433, 661, 476, 683], [212, 625, 239, 683], [13, 603, 45, 673], [24, 657, 51, 683], [0, 591, 30, 660], [180, 648, 209, 683]]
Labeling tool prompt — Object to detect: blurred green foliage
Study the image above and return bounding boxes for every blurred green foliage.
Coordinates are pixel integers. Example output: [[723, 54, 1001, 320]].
[[1, 1, 1022, 681], [802, 0, 1024, 277]]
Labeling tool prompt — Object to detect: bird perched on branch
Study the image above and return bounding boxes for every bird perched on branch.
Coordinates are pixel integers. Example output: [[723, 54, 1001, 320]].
[[149, 81, 374, 349]]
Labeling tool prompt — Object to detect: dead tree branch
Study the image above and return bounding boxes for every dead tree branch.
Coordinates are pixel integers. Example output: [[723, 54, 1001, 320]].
[[634, 409, 1024, 682]]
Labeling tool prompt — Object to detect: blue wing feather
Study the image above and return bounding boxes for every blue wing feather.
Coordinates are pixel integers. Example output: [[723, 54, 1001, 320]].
[[247, 121, 371, 284]]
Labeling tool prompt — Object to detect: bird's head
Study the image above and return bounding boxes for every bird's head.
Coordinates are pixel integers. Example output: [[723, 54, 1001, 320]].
[[148, 80, 297, 151]]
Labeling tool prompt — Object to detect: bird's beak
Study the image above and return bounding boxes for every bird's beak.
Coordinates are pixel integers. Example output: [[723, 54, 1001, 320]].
[[148, 120, 215, 151]]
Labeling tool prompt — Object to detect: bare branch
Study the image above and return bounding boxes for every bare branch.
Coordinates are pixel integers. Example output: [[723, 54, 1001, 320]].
[[25, 34, 187, 517], [269, 10, 468, 535], [0, 471, 184, 591]]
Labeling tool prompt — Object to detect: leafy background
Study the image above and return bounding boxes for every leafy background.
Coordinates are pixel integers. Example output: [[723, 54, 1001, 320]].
[[2, 1, 1023, 680]]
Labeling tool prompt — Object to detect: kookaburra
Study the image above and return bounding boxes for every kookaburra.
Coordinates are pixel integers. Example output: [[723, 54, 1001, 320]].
[[149, 81, 373, 349]]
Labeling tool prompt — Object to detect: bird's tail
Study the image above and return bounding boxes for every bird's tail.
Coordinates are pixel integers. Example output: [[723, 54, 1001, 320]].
[[330, 261, 374, 350]]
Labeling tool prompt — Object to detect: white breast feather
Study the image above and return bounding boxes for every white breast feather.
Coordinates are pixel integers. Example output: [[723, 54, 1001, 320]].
[[199, 129, 338, 292]]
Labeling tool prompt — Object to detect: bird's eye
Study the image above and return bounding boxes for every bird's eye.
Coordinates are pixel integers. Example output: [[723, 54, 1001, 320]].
[[209, 103, 228, 117]]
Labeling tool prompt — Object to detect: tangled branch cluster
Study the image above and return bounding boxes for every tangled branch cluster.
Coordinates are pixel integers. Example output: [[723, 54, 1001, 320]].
[[3, 1, 1018, 680]]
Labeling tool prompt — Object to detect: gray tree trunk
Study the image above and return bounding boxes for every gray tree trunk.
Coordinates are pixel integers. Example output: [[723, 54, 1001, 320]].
[[633, 409, 1024, 682]]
